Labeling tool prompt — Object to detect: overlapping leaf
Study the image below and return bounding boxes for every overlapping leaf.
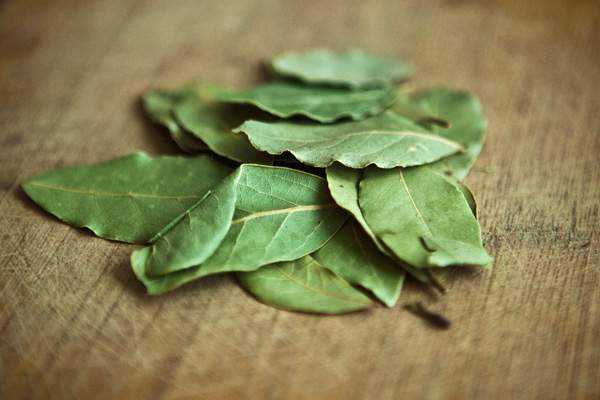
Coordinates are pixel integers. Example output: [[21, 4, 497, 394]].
[[173, 83, 272, 163], [313, 221, 405, 307], [237, 255, 373, 314], [269, 49, 413, 89], [325, 164, 429, 283], [358, 166, 492, 268], [22, 152, 233, 243], [24, 49, 493, 315], [142, 88, 207, 153], [394, 88, 487, 180], [236, 111, 464, 169], [456, 181, 478, 218], [215, 82, 397, 123], [132, 164, 347, 294]]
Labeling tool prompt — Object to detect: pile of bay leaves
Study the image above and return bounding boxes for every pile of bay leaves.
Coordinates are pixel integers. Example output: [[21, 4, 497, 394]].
[[23, 49, 492, 315]]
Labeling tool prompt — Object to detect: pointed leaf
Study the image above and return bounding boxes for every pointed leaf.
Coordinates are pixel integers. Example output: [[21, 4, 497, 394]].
[[456, 181, 478, 218], [215, 82, 397, 123], [236, 111, 464, 169], [392, 93, 449, 128], [269, 49, 412, 89], [173, 83, 272, 163], [132, 165, 347, 294], [396, 88, 487, 180], [313, 221, 405, 307], [359, 166, 491, 268], [142, 88, 207, 153], [22, 152, 233, 243], [423, 237, 493, 267], [325, 165, 370, 233], [326, 164, 429, 283], [237, 255, 373, 314]]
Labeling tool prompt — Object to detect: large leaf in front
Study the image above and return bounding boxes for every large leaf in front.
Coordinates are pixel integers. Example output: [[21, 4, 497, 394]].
[[215, 82, 396, 123], [313, 221, 405, 307], [325, 164, 429, 283], [22, 152, 233, 243], [394, 88, 487, 180], [237, 255, 373, 314], [131, 164, 347, 294], [269, 49, 412, 89], [359, 166, 492, 268], [173, 83, 271, 163], [142, 88, 207, 153], [236, 111, 464, 169]]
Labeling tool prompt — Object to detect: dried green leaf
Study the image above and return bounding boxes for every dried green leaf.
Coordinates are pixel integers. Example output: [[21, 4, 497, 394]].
[[141, 88, 207, 153], [423, 237, 492, 267], [392, 93, 449, 128], [132, 165, 347, 294], [235, 111, 464, 169], [22, 152, 233, 243], [456, 181, 478, 218], [215, 82, 396, 123], [359, 166, 491, 268], [325, 164, 429, 283], [237, 255, 373, 314], [269, 49, 412, 89], [396, 88, 487, 180], [325, 165, 370, 235], [313, 221, 405, 307], [173, 83, 272, 163]]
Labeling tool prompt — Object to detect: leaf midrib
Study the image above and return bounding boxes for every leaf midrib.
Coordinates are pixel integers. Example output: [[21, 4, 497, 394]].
[[25, 181, 200, 201], [232, 204, 335, 224], [398, 169, 434, 237], [247, 128, 464, 150]]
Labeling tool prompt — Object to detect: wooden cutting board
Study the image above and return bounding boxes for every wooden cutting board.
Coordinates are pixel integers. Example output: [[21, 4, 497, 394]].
[[1, 0, 598, 399]]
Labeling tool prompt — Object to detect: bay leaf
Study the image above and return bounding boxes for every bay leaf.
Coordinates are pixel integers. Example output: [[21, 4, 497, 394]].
[[359, 166, 491, 268], [325, 164, 429, 283], [173, 83, 272, 164], [392, 93, 449, 128], [396, 88, 487, 180], [132, 164, 347, 294], [215, 81, 397, 123], [269, 49, 413, 89], [423, 237, 492, 267], [237, 255, 373, 314], [456, 181, 478, 218], [235, 111, 464, 169], [313, 221, 405, 307], [325, 165, 369, 233], [22, 152, 233, 243], [142, 88, 207, 153]]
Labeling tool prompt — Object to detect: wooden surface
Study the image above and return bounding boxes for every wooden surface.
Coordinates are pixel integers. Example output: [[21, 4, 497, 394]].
[[1, 1, 599, 399]]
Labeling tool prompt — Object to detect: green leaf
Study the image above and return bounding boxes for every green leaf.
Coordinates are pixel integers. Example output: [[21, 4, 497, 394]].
[[392, 93, 449, 128], [269, 49, 412, 89], [313, 221, 405, 307], [325, 164, 429, 283], [395, 88, 487, 180], [456, 181, 478, 218], [237, 255, 373, 314], [235, 111, 464, 169], [325, 165, 370, 234], [359, 166, 491, 268], [215, 82, 397, 123], [141, 88, 207, 153], [22, 152, 233, 243], [423, 237, 492, 268], [132, 164, 348, 294], [173, 83, 272, 163]]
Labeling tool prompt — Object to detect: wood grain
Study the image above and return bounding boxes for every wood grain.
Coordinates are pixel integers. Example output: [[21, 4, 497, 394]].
[[1, 0, 599, 399]]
